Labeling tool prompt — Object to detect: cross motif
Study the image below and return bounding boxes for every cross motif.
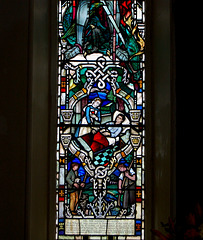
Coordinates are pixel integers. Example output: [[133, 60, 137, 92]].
[[59, 190, 64, 197], [136, 223, 141, 231], [136, 190, 142, 198]]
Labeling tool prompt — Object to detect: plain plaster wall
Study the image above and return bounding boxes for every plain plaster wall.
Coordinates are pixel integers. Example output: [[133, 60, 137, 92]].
[[0, 1, 29, 239]]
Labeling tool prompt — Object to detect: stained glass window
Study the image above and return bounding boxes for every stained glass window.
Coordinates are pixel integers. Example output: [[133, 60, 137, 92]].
[[56, 0, 145, 239]]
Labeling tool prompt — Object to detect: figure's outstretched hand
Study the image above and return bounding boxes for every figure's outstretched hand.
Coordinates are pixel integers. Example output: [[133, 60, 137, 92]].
[[124, 171, 130, 178], [101, 130, 111, 137], [92, 129, 97, 134], [90, 113, 97, 120], [80, 183, 85, 188], [74, 183, 79, 189]]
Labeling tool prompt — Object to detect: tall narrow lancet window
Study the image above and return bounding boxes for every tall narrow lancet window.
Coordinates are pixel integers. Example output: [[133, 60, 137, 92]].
[[56, 0, 145, 238]]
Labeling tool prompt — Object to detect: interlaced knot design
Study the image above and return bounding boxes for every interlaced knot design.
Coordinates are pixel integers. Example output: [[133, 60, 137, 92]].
[[95, 165, 109, 179], [86, 57, 118, 91]]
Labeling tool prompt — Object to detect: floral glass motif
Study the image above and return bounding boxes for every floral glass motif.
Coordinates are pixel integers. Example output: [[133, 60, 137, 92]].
[[56, 0, 145, 239]]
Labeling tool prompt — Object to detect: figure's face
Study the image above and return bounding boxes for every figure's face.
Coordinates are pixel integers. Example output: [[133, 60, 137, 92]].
[[72, 165, 79, 171], [92, 100, 101, 108], [118, 165, 126, 172], [115, 115, 124, 124]]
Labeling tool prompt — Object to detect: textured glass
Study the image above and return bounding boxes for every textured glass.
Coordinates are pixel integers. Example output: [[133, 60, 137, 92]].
[[56, 0, 145, 239]]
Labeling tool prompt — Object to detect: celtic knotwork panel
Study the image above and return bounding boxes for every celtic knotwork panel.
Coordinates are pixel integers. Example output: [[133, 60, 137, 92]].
[[56, 0, 145, 238]]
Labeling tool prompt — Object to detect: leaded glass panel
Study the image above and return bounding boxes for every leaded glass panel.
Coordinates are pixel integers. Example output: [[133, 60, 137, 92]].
[[56, 0, 145, 238]]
